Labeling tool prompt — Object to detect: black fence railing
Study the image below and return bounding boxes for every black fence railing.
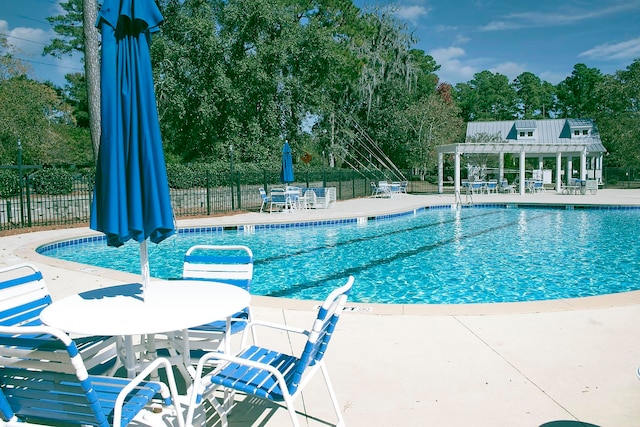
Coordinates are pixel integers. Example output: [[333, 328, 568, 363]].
[[2, 166, 637, 232], [0, 168, 441, 231]]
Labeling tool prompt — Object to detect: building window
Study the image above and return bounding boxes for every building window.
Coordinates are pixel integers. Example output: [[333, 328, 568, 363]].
[[519, 131, 525, 137], [527, 131, 533, 137], [574, 130, 580, 136], [583, 130, 589, 135]]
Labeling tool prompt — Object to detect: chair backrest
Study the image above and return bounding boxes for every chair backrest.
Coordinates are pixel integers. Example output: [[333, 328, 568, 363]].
[[270, 188, 287, 203], [183, 245, 253, 291], [304, 190, 317, 204], [0, 263, 52, 327], [259, 187, 268, 200], [287, 276, 354, 395]]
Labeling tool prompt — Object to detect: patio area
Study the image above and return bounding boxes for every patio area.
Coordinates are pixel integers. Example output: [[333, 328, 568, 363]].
[[2, 189, 640, 426]]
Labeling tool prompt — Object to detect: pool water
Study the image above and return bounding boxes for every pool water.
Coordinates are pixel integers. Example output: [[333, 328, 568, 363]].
[[41, 206, 640, 304]]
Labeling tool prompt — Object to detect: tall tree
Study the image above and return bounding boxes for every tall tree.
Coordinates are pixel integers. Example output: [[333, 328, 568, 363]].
[[45, 0, 100, 158], [513, 72, 554, 119], [454, 71, 517, 121], [593, 59, 640, 169], [555, 63, 603, 118]]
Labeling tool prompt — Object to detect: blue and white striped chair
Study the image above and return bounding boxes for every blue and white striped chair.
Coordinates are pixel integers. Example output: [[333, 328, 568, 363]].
[[185, 276, 354, 427], [0, 324, 185, 427], [0, 263, 117, 374], [180, 245, 254, 355]]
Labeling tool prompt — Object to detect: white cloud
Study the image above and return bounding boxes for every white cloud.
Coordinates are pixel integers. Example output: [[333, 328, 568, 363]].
[[491, 61, 527, 81], [479, 3, 640, 32], [540, 71, 569, 85], [0, 19, 82, 86], [429, 46, 477, 84], [394, 5, 431, 26], [579, 37, 640, 61]]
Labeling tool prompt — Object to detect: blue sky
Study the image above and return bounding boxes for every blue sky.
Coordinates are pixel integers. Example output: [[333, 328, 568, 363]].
[[1, 0, 639, 88]]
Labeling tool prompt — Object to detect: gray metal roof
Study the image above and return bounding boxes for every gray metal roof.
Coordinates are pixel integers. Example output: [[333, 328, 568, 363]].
[[457, 118, 606, 155], [458, 119, 607, 153]]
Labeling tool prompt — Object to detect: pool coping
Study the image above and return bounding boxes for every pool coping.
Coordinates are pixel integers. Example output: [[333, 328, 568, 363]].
[[13, 192, 640, 316]]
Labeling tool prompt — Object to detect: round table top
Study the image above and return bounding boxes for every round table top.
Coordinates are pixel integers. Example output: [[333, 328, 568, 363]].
[[40, 280, 251, 336]]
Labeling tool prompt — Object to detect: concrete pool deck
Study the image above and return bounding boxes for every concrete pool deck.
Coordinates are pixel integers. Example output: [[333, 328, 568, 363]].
[[2, 189, 640, 426]]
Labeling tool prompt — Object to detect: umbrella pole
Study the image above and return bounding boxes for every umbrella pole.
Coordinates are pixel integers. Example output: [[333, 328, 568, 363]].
[[140, 239, 150, 300]]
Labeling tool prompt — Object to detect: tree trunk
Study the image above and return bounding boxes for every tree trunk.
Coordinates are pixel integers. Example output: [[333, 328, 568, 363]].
[[83, 0, 100, 162]]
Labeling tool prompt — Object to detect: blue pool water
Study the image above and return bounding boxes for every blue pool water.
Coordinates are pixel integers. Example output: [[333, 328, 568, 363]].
[[39, 205, 640, 304]]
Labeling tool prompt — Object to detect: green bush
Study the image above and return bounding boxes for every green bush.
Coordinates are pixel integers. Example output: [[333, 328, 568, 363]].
[[0, 170, 20, 198], [30, 168, 73, 195]]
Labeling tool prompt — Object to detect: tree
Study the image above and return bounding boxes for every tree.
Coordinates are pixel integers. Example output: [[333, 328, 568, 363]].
[[45, 0, 100, 158], [593, 59, 640, 169], [0, 76, 77, 165], [513, 72, 554, 119], [453, 71, 517, 121], [555, 63, 603, 118], [397, 91, 464, 171]]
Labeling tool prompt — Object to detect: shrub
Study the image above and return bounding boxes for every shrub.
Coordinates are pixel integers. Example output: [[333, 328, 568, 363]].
[[30, 168, 73, 195], [0, 170, 20, 198]]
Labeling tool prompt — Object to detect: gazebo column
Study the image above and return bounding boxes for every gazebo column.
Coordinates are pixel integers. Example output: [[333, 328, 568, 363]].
[[567, 157, 573, 183], [556, 152, 562, 193], [437, 151, 444, 194], [454, 147, 461, 197], [519, 150, 526, 195], [499, 153, 505, 180], [580, 149, 587, 180]]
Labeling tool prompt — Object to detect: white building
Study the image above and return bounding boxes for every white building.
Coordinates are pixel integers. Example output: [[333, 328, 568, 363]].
[[436, 118, 607, 195]]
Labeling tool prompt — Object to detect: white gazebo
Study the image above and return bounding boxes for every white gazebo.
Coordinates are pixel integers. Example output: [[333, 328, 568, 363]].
[[437, 119, 607, 195]]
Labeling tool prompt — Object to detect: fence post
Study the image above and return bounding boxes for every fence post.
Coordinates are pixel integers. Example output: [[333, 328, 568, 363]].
[[206, 170, 211, 215], [338, 170, 342, 200], [263, 170, 268, 194], [236, 171, 241, 210], [24, 174, 32, 228]]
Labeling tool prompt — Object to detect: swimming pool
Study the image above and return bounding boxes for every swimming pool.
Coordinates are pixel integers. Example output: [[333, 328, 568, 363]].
[[39, 205, 640, 304]]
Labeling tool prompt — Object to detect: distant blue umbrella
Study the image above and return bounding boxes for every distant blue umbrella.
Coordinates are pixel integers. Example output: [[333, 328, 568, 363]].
[[280, 141, 294, 183], [90, 0, 174, 295]]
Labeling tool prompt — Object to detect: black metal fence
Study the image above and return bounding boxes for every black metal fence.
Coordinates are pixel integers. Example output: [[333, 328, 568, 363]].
[[0, 168, 441, 231], [2, 166, 638, 232]]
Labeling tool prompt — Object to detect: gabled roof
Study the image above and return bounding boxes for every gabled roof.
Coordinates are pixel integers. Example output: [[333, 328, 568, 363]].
[[463, 118, 605, 153]]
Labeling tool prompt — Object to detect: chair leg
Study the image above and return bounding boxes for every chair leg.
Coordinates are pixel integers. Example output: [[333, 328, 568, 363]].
[[320, 362, 346, 427]]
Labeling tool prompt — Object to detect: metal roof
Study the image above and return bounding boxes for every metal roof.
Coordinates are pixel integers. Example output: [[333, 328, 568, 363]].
[[454, 118, 606, 155]]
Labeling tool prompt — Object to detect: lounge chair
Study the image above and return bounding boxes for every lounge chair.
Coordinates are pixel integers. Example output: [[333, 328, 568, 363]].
[[180, 245, 254, 357], [486, 179, 498, 194], [0, 324, 184, 427], [258, 187, 271, 212], [499, 178, 515, 193], [184, 276, 354, 427], [0, 263, 117, 375]]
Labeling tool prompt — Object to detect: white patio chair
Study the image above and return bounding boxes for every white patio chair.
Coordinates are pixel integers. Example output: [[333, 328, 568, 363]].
[[179, 245, 254, 358], [269, 188, 289, 212], [0, 324, 184, 427], [0, 263, 117, 375], [185, 276, 354, 427], [303, 189, 317, 208]]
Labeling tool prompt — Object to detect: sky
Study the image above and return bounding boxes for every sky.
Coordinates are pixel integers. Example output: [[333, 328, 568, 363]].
[[1, 0, 639, 88]]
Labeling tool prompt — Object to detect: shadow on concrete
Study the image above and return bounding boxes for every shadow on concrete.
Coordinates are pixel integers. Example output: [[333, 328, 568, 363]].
[[539, 421, 601, 427]]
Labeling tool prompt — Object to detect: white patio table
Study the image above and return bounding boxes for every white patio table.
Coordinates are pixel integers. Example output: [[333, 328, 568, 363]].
[[40, 280, 250, 380]]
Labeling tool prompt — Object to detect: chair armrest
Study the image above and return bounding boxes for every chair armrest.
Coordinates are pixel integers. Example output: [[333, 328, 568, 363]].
[[242, 319, 308, 347], [114, 357, 185, 427]]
